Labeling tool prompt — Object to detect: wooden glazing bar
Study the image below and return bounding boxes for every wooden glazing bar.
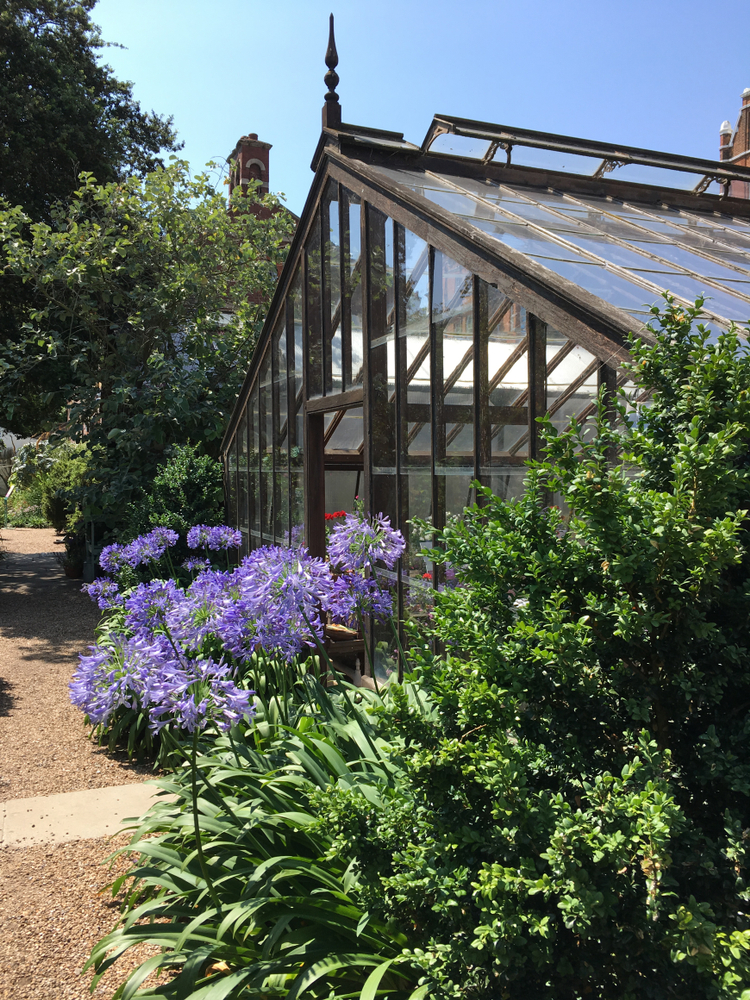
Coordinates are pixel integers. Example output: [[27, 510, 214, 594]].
[[305, 386, 364, 414], [527, 313, 547, 461], [340, 184, 352, 390], [305, 413, 326, 558], [321, 201, 332, 395]]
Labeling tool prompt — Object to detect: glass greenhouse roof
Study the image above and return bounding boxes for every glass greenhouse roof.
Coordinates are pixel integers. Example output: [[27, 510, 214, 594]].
[[367, 164, 750, 331]]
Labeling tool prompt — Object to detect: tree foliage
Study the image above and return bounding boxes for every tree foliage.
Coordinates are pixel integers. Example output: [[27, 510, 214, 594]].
[[0, 0, 181, 221], [0, 163, 294, 529]]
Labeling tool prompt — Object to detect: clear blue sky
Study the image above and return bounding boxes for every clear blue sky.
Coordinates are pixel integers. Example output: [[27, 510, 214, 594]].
[[93, 0, 750, 216]]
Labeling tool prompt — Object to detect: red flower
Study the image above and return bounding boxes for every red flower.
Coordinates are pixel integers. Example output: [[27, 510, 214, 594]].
[[324, 510, 347, 521], [422, 572, 432, 580]]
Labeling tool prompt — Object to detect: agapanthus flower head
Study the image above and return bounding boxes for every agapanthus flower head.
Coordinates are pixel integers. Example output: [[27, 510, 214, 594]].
[[328, 512, 406, 572], [182, 557, 211, 573], [167, 570, 229, 650], [329, 573, 393, 627], [100, 543, 134, 574], [83, 577, 122, 611], [146, 655, 255, 734], [124, 579, 181, 634], [99, 528, 178, 575], [216, 545, 336, 662], [69, 633, 174, 727], [125, 527, 179, 566], [71, 632, 253, 736], [187, 524, 242, 551]]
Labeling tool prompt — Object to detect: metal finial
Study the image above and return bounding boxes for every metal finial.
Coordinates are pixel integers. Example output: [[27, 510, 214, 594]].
[[322, 13, 341, 128]]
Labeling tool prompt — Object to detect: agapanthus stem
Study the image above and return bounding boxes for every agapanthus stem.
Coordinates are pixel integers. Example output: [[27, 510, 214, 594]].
[[190, 727, 221, 911], [300, 609, 338, 681], [370, 569, 408, 674], [355, 609, 379, 694]]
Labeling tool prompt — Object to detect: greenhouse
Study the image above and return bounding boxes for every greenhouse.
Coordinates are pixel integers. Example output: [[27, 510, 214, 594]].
[[221, 36, 750, 652]]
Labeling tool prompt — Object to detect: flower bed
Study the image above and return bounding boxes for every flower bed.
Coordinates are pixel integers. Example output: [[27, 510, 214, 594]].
[[71, 514, 405, 756]]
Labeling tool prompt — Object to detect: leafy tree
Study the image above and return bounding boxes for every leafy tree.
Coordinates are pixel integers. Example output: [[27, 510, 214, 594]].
[[0, 0, 181, 222], [0, 163, 294, 530], [322, 299, 750, 998]]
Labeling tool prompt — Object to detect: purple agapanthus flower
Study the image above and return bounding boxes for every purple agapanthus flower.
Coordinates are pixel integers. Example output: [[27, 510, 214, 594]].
[[125, 527, 179, 567], [69, 633, 174, 727], [187, 524, 242, 551], [70, 632, 253, 735], [83, 577, 122, 611], [182, 557, 211, 573], [100, 543, 135, 574], [216, 545, 336, 662], [328, 513, 406, 572], [99, 528, 179, 575], [167, 570, 229, 651], [124, 579, 182, 635], [147, 655, 254, 734], [330, 573, 393, 628]]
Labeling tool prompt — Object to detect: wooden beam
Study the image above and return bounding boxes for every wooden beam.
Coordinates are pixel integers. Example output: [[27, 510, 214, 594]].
[[305, 386, 364, 414]]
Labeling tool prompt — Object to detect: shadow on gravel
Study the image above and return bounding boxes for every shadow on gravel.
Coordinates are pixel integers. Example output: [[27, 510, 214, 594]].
[[0, 556, 100, 663], [0, 676, 15, 716]]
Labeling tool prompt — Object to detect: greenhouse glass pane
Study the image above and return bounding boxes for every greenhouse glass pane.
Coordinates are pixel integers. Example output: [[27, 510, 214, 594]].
[[546, 331, 599, 434], [249, 389, 260, 546], [259, 351, 273, 543], [433, 249, 475, 524], [605, 164, 704, 189], [493, 145, 601, 175], [525, 256, 661, 314], [346, 192, 364, 388], [624, 240, 750, 280], [237, 412, 248, 552], [289, 269, 304, 539], [273, 317, 289, 544], [325, 180, 342, 394], [227, 437, 238, 531], [325, 470, 360, 517], [367, 207, 397, 559], [480, 282, 529, 469], [487, 469, 529, 501], [466, 217, 585, 261], [306, 212, 323, 399], [324, 406, 364, 453], [396, 224, 431, 591], [428, 133, 492, 158]]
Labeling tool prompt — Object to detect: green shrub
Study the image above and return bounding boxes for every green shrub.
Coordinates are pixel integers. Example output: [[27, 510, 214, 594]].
[[5, 440, 89, 531], [360, 300, 750, 998], [40, 443, 90, 533], [124, 443, 224, 550], [5, 476, 48, 527]]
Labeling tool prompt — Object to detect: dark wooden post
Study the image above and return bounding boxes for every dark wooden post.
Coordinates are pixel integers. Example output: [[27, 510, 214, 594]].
[[527, 313, 547, 461], [305, 411, 326, 557]]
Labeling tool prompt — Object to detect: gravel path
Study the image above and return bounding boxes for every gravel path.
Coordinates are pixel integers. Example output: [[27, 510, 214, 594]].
[[0, 528, 159, 998], [0, 835, 163, 999], [0, 527, 152, 799]]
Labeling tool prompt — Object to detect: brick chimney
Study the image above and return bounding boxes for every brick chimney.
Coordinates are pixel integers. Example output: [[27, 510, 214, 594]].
[[719, 88, 750, 198], [228, 132, 273, 218]]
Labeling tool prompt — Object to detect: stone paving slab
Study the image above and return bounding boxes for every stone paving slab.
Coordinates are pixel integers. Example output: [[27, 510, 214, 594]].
[[0, 782, 175, 847]]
